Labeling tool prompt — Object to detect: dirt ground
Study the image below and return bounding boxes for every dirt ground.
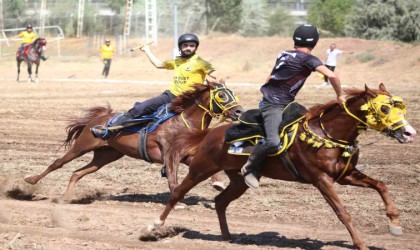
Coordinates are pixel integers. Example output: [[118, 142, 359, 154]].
[[0, 36, 419, 250]]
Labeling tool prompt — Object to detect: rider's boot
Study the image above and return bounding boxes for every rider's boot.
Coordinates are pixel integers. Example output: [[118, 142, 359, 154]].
[[91, 111, 136, 140], [240, 142, 268, 189], [41, 55, 48, 61]]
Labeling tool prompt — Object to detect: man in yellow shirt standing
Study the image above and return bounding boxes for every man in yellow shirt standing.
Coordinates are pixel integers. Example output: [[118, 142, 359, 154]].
[[100, 39, 115, 78], [92, 33, 218, 139]]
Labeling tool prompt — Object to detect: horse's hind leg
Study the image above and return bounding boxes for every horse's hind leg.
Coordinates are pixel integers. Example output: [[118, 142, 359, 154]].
[[24, 144, 87, 185], [315, 175, 367, 250], [214, 170, 248, 240], [64, 147, 123, 196], [339, 170, 402, 236]]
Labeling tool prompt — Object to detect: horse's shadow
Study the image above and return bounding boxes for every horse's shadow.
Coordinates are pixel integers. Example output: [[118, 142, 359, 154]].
[[101, 192, 214, 208], [181, 230, 384, 250]]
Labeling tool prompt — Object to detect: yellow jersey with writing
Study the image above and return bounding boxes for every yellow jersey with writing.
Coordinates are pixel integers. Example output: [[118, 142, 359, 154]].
[[18, 31, 37, 44], [100, 45, 115, 59], [163, 54, 215, 96]]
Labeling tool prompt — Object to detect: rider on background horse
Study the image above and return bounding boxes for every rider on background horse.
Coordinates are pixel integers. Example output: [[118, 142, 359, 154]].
[[14, 25, 47, 61], [92, 33, 220, 139], [241, 24, 347, 189]]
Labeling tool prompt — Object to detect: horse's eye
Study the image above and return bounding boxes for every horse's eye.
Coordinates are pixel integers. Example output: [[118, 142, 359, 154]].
[[380, 105, 390, 114], [217, 92, 227, 102]]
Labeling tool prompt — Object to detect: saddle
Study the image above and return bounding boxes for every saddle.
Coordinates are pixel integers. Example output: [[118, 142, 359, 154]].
[[109, 103, 175, 163], [17, 45, 31, 58], [225, 102, 307, 156]]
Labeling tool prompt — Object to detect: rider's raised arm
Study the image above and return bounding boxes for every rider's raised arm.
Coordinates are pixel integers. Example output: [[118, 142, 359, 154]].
[[140, 45, 165, 68], [316, 65, 346, 105]]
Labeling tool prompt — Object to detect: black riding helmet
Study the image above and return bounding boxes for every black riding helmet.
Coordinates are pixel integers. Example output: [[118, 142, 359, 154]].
[[26, 24, 33, 30], [293, 24, 319, 49], [178, 33, 199, 48]]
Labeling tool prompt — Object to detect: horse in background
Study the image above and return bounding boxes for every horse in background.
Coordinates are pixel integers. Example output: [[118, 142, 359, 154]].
[[150, 83, 416, 250], [16, 37, 47, 83]]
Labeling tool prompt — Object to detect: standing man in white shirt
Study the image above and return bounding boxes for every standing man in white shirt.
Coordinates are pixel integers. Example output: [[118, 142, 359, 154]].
[[321, 43, 353, 86]]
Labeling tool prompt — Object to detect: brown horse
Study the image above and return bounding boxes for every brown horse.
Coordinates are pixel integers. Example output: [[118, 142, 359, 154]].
[[149, 83, 416, 250], [24, 81, 244, 199], [16, 37, 47, 83]]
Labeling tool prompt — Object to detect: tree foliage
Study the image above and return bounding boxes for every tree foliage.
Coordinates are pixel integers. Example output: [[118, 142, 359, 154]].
[[238, 0, 269, 36], [345, 0, 420, 42], [307, 0, 353, 36], [206, 0, 243, 33], [267, 6, 296, 36]]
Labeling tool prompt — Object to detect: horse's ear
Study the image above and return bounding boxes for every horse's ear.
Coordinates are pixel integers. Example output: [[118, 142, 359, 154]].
[[365, 84, 377, 97], [379, 83, 386, 92]]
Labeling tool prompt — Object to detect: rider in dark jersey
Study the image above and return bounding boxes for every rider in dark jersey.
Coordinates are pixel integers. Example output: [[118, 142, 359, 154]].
[[241, 24, 347, 189]]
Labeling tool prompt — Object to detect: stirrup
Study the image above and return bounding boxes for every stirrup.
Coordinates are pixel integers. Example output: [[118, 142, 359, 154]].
[[91, 125, 109, 140]]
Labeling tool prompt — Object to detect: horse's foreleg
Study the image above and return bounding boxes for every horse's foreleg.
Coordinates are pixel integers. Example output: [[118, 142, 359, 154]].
[[27, 63, 33, 82], [149, 169, 213, 232], [316, 175, 367, 250], [339, 170, 402, 236], [35, 64, 40, 83], [215, 170, 248, 240], [24, 145, 86, 185], [64, 148, 123, 197], [210, 171, 225, 191], [17, 60, 21, 82]]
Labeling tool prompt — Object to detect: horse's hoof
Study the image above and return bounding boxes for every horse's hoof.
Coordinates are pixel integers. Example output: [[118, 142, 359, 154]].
[[389, 224, 403, 236], [212, 181, 225, 192], [24, 176, 38, 185], [174, 202, 187, 210]]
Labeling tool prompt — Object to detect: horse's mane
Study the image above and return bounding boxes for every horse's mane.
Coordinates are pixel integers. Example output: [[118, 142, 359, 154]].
[[170, 83, 211, 113], [307, 87, 386, 118]]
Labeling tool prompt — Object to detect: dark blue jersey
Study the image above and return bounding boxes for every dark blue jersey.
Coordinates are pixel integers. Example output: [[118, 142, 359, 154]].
[[260, 50, 323, 106]]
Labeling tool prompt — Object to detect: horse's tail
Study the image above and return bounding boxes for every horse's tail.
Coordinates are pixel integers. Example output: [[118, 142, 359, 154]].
[[62, 104, 113, 148], [163, 125, 210, 165]]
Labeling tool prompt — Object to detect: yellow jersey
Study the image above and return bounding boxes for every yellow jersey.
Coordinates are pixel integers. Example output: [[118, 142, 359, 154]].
[[100, 45, 115, 59], [18, 31, 37, 44], [163, 54, 215, 96]]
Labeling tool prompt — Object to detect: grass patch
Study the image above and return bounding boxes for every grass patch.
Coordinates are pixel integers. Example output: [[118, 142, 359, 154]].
[[357, 53, 375, 63]]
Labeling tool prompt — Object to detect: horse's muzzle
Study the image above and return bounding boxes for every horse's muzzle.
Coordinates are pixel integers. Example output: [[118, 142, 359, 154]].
[[388, 124, 416, 143]]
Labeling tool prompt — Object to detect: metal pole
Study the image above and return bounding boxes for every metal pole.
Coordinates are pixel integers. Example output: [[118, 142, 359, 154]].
[[172, 0, 178, 58]]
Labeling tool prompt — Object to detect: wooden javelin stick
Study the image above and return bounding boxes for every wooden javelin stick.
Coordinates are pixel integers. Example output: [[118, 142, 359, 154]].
[[130, 41, 154, 51]]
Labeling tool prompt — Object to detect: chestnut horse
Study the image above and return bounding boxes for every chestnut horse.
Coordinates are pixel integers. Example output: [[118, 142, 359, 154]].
[[149, 84, 416, 250], [16, 37, 47, 83], [24, 81, 243, 199]]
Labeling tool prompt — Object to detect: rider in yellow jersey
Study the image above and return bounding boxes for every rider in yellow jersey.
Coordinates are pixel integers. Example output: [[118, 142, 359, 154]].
[[92, 33, 218, 139], [100, 39, 115, 78], [15, 25, 47, 61]]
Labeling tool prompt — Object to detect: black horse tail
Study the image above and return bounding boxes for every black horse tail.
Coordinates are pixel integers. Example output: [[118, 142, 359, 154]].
[[62, 104, 113, 148]]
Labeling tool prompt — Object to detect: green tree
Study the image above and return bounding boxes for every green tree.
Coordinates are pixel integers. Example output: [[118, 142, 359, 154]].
[[206, 0, 242, 33], [307, 0, 353, 36], [266, 6, 296, 36], [238, 0, 269, 36], [345, 0, 419, 42]]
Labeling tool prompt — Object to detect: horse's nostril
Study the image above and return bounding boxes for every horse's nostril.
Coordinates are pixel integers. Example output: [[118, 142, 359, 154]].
[[235, 110, 242, 114]]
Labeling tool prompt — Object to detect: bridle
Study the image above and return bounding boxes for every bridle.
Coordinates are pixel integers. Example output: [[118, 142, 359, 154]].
[[180, 83, 241, 130]]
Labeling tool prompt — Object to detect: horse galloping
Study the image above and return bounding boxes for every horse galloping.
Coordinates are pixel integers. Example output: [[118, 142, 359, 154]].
[[150, 83, 416, 250], [24, 81, 244, 200], [16, 37, 47, 83]]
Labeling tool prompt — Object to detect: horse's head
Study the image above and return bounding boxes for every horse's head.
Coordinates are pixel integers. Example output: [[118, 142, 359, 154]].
[[33, 38, 47, 53], [348, 83, 416, 143], [206, 79, 243, 121]]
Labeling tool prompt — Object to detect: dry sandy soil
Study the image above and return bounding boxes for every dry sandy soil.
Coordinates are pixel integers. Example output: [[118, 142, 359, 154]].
[[0, 36, 419, 250]]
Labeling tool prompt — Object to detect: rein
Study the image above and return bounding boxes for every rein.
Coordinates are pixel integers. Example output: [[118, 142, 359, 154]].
[[179, 85, 239, 130]]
